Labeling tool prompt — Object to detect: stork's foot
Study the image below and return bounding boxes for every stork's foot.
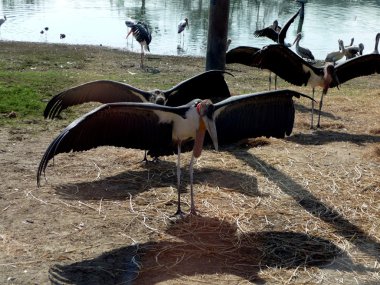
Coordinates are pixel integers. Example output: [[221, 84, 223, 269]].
[[171, 208, 186, 219], [189, 207, 198, 216]]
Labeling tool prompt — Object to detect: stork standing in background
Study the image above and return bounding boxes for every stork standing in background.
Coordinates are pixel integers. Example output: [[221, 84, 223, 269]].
[[344, 43, 364, 59], [293, 32, 315, 62], [325, 39, 345, 64], [372, 33, 380, 54], [37, 89, 311, 216], [254, 8, 300, 47], [177, 18, 189, 46], [0, 15, 6, 32], [254, 8, 301, 89], [126, 21, 152, 67]]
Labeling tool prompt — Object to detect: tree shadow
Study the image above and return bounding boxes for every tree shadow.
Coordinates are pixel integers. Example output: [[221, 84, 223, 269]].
[[49, 216, 362, 285], [287, 130, 380, 146], [231, 149, 380, 263], [54, 163, 260, 201]]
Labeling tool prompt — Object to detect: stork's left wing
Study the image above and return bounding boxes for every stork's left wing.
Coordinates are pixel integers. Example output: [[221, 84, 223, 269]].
[[44, 80, 153, 119], [213, 89, 311, 145], [331, 54, 380, 87], [164, 70, 232, 106], [226, 46, 261, 66]]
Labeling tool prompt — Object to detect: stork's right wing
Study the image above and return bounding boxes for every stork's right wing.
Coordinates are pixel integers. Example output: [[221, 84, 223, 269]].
[[213, 89, 312, 145], [44, 80, 153, 119], [37, 102, 191, 186]]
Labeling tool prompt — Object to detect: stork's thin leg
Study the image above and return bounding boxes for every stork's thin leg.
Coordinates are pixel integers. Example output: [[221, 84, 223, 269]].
[[140, 45, 144, 68], [274, 74, 278, 90], [268, 72, 272, 90], [142, 150, 148, 162], [311, 88, 315, 129], [189, 154, 197, 215], [317, 91, 325, 128], [174, 144, 184, 217]]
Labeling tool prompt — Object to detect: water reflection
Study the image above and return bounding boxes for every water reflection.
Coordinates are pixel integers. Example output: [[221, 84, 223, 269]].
[[0, 0, 379, 60]]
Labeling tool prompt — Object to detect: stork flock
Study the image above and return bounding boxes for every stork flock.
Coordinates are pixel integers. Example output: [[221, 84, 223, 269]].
[[226, 4, 380, 129], [37, 3, 379, 218]]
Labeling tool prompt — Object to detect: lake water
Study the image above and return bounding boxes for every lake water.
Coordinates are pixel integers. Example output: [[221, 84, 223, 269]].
[[0, 0, 379, 61]]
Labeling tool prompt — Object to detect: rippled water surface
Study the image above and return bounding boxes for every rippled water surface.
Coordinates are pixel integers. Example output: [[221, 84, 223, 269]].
[[0, 0, 379, 60]]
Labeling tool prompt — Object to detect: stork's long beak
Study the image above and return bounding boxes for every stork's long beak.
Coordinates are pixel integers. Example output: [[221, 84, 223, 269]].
[[333, 70, 340, 90], [203, 117, 218, 152]]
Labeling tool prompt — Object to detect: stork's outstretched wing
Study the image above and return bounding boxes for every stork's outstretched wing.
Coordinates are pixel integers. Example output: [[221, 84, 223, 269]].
[[278, 8, 300, 45], [251, 44, 321, 86], [226, 46, 261, 66], [213, 89, 311, 145], [37, 102, 192, 186], [331, 54, 380, 87], [44, 80, 153, 119], [164, 70, 232, 106], [254, 27, 279, 43]]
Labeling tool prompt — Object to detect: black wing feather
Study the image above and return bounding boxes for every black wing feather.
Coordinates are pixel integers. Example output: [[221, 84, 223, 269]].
[[226, 46, 261, 66], [251, 44, 320, 86], [278, 8, 300, 44], [331, 54, 380, 87], [213, 89, 309, 145], [164, 70, 231, 106], [254, 27, 279, 43], [44, 80, 152, 119], [37, 102, 192, 186]]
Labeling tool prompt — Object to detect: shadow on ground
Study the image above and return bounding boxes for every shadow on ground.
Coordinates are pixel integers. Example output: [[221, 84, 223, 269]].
[[49, 216, 360, 285]]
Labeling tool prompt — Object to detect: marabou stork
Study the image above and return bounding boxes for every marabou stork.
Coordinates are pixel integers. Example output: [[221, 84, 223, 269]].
[[178, 18, 189, 34], [43, 70, 232, 161], [372, 33, 380, 54], [293, 32, 315, 62], [43, 70, 231, 119], [325, 39, 345, 64], [177, 18, 189, 46], [37, 89, 310, 216], [250, 44, 380, 128], [254, 8, 300, 89], [126, 21, 152, 67], [0, 15, 6, 28], [254, 8, 300, 46]]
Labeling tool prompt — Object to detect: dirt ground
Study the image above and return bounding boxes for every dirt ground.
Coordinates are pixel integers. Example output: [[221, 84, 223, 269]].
[[0, 43, 380, 284]]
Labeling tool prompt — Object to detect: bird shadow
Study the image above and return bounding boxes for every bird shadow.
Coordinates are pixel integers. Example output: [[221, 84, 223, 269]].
[[294, 102, 339, 120], [53, 161, 260, 201], [287, 130, 380, 146], [229, 148, 380, 264], [48, 215, 364, 285]]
